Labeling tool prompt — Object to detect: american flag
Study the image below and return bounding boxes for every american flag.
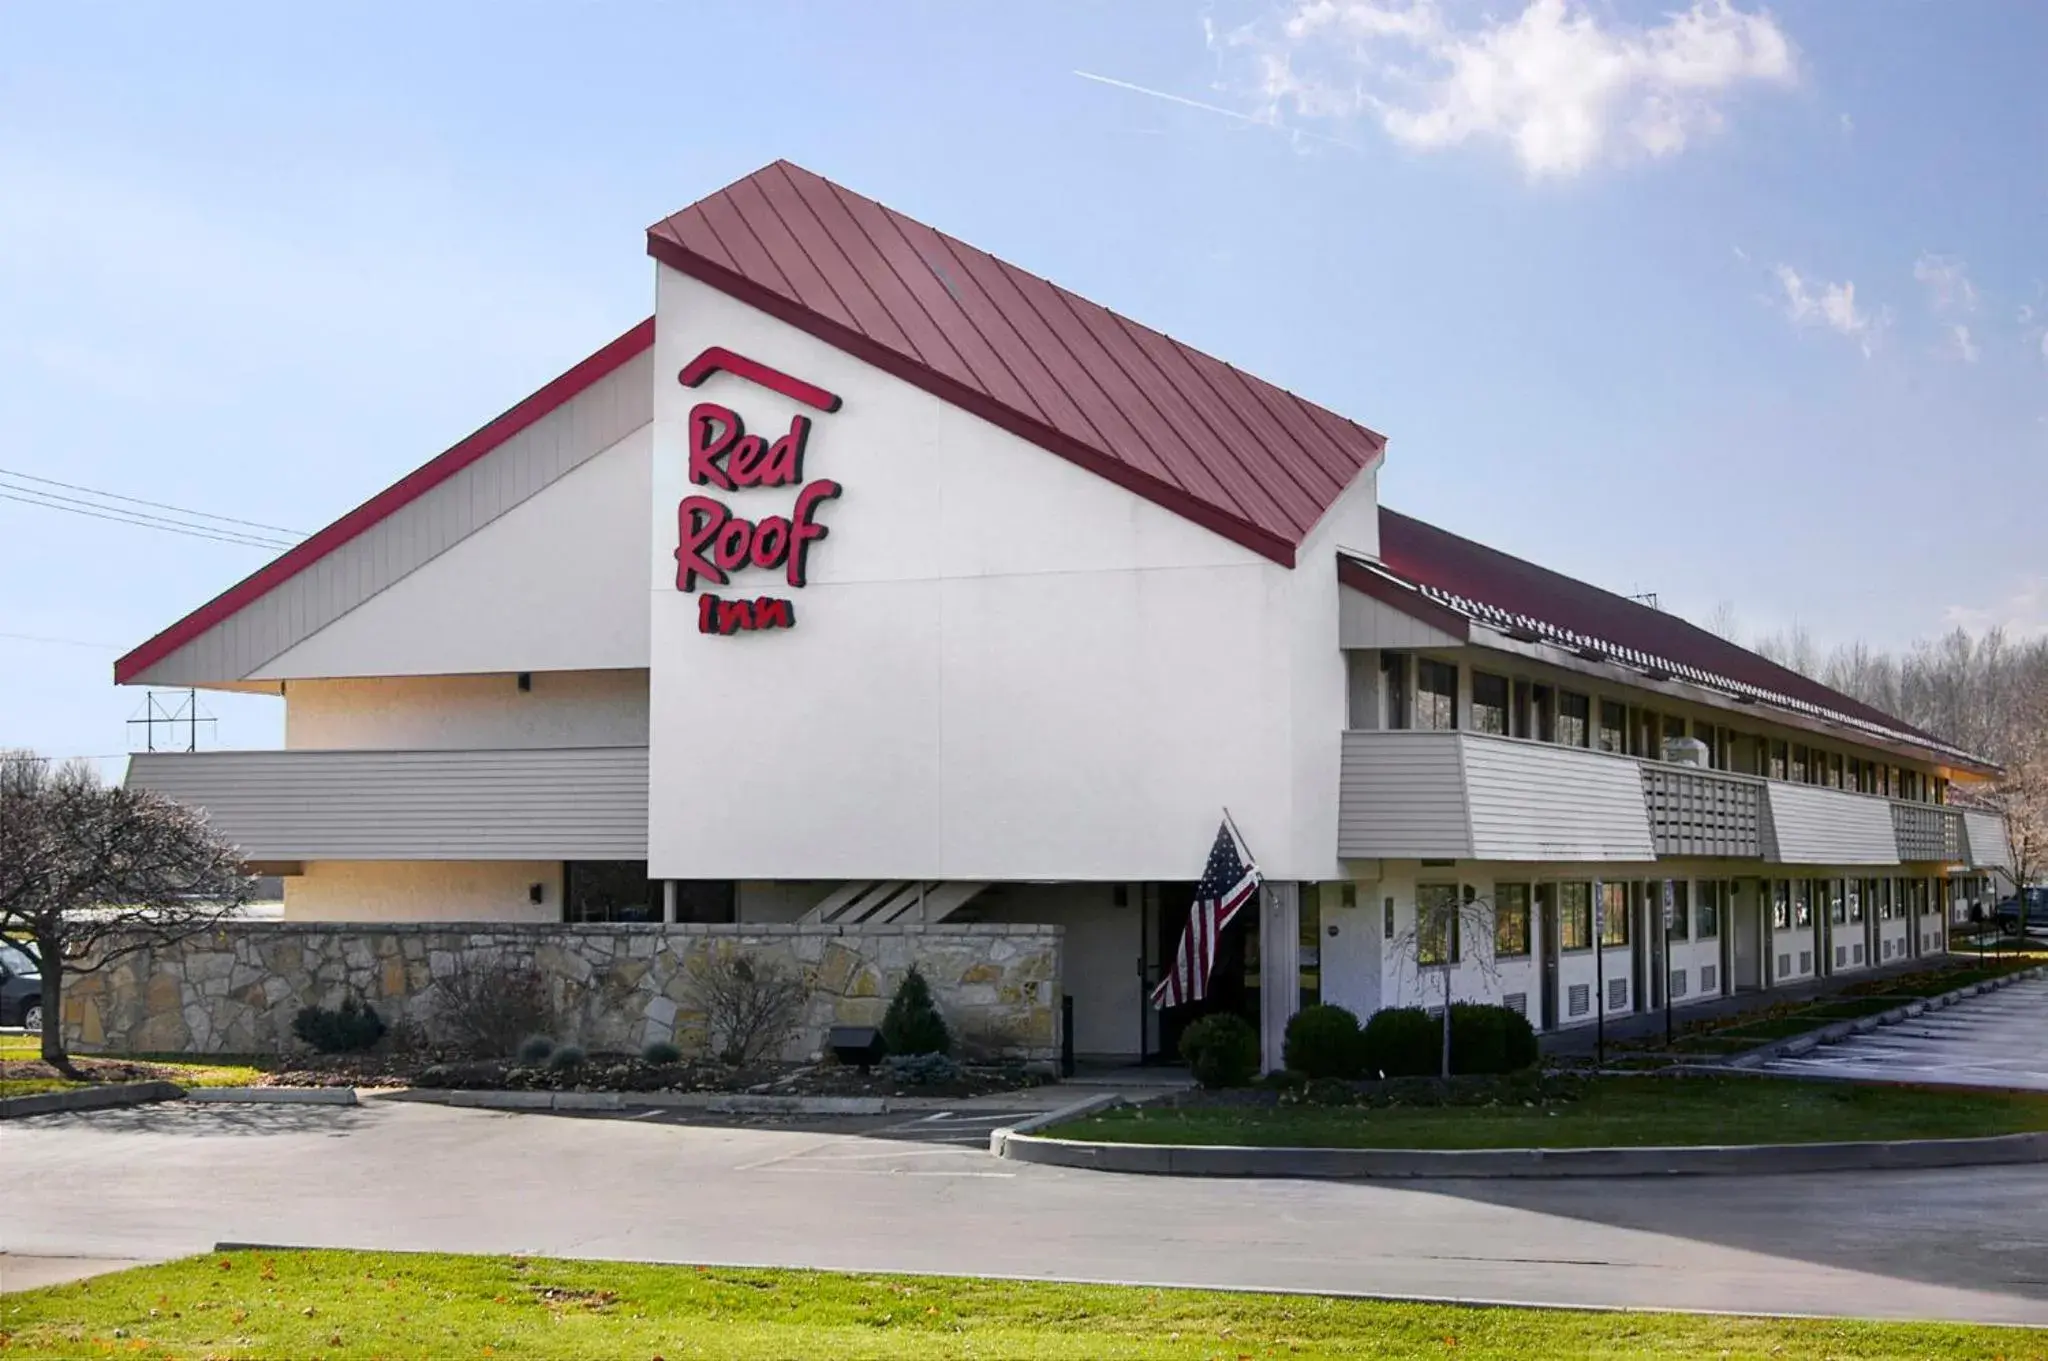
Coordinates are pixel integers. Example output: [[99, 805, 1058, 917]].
[[1151, 817, 1262, 1010]]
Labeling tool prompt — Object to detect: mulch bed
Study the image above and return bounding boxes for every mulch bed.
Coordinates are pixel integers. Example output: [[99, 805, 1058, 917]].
[[402, 1055, 1045, 1099], [0, 1056, 190, 1086]]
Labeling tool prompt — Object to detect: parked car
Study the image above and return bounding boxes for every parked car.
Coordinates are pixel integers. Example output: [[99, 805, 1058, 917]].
[[0, 939, 41, 1031], [1994, 887, 2048, 936]]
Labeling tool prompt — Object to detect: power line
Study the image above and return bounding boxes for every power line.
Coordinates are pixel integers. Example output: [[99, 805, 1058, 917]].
[[0, 489, 297, 551], [0, 466, 306, 537], [0, 480, 297, 547], [0, 631, 122, 650]]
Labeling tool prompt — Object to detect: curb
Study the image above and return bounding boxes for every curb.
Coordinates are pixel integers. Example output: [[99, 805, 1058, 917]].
[[989, 1091, 1127, 1156], [185, 1086, 359, 1105], [995, 1120, 2048, 1179], [1726, 963, 2046, 1070], [382, 1088, 892, 1116], [0, 1081, 184, 1120]]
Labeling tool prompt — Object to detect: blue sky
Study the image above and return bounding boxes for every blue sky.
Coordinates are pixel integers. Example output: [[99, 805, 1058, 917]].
[[3, 0, 2043, 767]]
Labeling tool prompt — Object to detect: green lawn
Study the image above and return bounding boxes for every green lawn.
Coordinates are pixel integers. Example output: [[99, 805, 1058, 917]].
[[0, 1033, 265, 1093], [1047, 1076, 2048, 1150], [3, 1251, 2040, 1360]]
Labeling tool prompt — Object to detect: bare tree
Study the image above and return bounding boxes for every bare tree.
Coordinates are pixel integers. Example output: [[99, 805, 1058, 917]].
[[0, 751, 249, 1071], [1392, 886, 1504, 1079], [687, 947, 806, 1066]]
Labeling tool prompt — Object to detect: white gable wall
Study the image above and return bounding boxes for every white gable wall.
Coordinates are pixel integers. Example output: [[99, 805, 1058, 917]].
[[647, 267, 1375, 882]]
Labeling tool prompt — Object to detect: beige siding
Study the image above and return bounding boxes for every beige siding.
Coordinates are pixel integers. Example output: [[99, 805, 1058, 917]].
[[1461, 736, 1656, 862], [1961, 809, 2014, 872], [1337, 730, 1472, 859], [284, 861, 564, 922], [284, 671, 649, 750], [130, 348, 653, 685], [1338, 589, 1463, 649], [127, 747, 648, 860], [1763, 783, 1900, 865]]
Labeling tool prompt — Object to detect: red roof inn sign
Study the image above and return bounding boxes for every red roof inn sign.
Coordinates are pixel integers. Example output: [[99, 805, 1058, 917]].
[[673, 348, 844, 635]]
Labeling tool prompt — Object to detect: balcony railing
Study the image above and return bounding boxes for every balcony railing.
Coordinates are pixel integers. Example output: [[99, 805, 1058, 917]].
[[1640, 763, 1765, 859], [1891, 801, 1966, 864]]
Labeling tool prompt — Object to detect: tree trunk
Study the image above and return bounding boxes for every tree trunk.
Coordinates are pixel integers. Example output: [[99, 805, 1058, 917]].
[[36, 940, 74, 1075]]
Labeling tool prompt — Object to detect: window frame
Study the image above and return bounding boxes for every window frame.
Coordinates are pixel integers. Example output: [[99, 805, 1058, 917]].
[[1557, 881, 1593, 952], [1556, 690, 1591, 749], [1598, 881, 1631, 948], [1470, 670, 1510, 736], [1494, 882, 1532, 958], [1415, 883, 1462, 966], [1414, 657, 1460, 732]]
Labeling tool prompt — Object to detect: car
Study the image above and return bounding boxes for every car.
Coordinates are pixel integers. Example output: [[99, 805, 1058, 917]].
[[1994, 886, 2048, 936], [0, 939, 41, 1031]]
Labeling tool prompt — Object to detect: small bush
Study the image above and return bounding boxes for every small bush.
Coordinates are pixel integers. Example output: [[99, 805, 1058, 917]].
[[1359, 1006, 1441, 1078], [434, 958, 555, 1058], [689, 949, 807, 1066], [1258, 1068, 1309, 1093], [517, 1035, 555, 1065], [880, 966, 951, 1057], [641, 1040, 683, 1066], [1448, 1002, 1539, 1075], [1283, 1003, 1364, 1080], [880, 1051, 961, 1086], [547, 1044, 586, 1071], [1178, 1012, 1260, 1089], [291, 996, 386, 1054]]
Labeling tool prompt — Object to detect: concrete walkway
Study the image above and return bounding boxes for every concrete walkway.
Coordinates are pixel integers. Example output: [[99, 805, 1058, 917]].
[[3, 1097, 2044, 1324], [1758, 973, 2048, 1091]]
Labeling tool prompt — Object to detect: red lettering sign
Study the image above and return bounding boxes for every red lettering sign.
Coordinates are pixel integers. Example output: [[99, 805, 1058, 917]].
[[674, 356, 842, 636]]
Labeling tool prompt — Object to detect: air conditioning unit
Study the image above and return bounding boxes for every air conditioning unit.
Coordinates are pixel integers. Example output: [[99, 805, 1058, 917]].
[[1663, 736, 1710, 767]]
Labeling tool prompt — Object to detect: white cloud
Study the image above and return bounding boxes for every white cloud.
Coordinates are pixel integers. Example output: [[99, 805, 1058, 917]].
[[1217, 0, 1798, 178], [1912, 253, 1978, 313], [1839, 112, 1853, 133], [1774, 264, 1883, 356], [1948, 323, 1980, 363], [1945, 575, 2048, 641]]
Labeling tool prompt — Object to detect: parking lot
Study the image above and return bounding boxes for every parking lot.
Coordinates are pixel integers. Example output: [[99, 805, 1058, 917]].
[[1758, 971, 2048, 1090]]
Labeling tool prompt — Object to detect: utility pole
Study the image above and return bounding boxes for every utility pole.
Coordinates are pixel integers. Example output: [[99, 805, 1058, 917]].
[[1593, 878, 1605, 1069]]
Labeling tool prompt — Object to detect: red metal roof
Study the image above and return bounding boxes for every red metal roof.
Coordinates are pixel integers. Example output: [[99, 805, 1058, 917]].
[[647, 161, 1386, 567], [1372, 507, 1981, 765]]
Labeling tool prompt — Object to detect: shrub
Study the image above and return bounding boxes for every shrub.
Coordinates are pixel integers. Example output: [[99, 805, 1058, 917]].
[[880, 966, 951, 1058], [517, 1034, 555, 1065], [1359, 1006, 1441, 1078], [641, 1039, 683, 1066], [1282, 1003, 1364, 1080], [1178, 1012, 1260, 1089], [689, 949, 806, 1066], [880, 1051, 960, 1086], [547, 1044, 586, 1071], [290, 995, 386, 1054], [434, 958, 555, 1058], [1448, 1002, 1539, 1075]]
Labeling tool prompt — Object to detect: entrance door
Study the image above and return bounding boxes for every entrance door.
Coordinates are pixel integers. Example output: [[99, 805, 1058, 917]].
[[1145, 882, 1255, 1062], [1731, 880, 1763, 990], [1537, 884, 1559, 1030]]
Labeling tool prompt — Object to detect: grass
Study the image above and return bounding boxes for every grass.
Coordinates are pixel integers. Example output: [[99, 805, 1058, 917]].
[[0, 1033, 265, 1092], [2, 1251, 2041, 1360], [1047, 1075, 2048, 1150]]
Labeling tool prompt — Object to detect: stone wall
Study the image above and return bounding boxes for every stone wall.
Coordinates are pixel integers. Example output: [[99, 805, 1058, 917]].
[[63, 922, 1062, 1064]]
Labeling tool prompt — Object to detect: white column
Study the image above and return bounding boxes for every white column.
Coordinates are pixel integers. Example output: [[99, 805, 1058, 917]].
[[662, 880, 678, 924], [1259, 882, 1301, 1073]]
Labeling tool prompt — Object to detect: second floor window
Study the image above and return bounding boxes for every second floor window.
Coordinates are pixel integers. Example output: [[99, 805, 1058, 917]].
[[1597, 700, 1627, 753], [1471, 672, 1509, 735], [1557, 691, 1591, 748], [1415, 659, 1459, 730]]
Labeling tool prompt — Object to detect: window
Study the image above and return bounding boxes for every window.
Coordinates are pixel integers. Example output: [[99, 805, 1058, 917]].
[[1557, 691, 1591, 748], [1768, 741, 1789, 781], [1696, 881, 1721, 939], [671, 880, 738, 924], [1772, 880, 1791, 930], [1471, 671, 1510, 735], [1793, 879, 1813, 928], [1597, 700, 1627, 753], [1828, 753, 1844, 789], [563, 861, 661, 923], [1494, 883, 1532, 957], [1416, 884, 1461, 965], [1665, 880, 1691, 939], [1599, 881, 1630, 947], [1531, 684, 1556, 742], [1790, 745, 1808, 783], [1415, 659, 1459, 730], [1381, 652, 1410, 729], [1631, 708, 1659, 759], [1693, 721, 1719, 767], [1511, 679, 1533, 738], [1829, 879, 1847, 924], [1384, 897, 1395, 939], [1558, 882, 1593, 951], [1847, 880, 1864, 923]]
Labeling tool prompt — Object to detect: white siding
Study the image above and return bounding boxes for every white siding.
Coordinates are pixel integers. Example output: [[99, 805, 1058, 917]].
[[1962, 809, 2014, 872], [127, 747, 647, 860], [130, 347, 653, 685], [1337, 731, 1471, 859], [1764, 783, 1901, 865], [284, 671, 648, 750], [1338, 588, 1462, 649], [1462, 737, 1656, 862]]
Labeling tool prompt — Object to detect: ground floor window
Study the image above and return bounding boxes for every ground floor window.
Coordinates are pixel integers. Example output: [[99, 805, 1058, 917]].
[[1665, 880, 1691, 940], [563, 861, 660, 923], [1598, 882, 1630, 947], [672, 880, 737, 924], [1494, 883, 1531, 957], [1793, 880, 1813, 928], [1847, 880, 1864, 923], [1695, 881, 1722, 939], [1828, 878, 1847, 925], [1771, 880, 1790, 930], [1558, 882, 1593, 950], [1415, 883, 1462, 965]]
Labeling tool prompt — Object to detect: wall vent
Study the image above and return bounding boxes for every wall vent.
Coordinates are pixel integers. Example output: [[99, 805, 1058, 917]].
[[1881, 939, 1892, 960], [1608, 978, 1629, 1012], [1799, 950, 1812, 974], [1777, 953, 1791, 978], [1853, 944, 1864, 965], [1700, 964, 1718, 994], [1835, 945, 1848, 968], [1502, 992, 1528, 1018], [1568, 983, 1590, 1017], [1669, 969, 1688, 999]]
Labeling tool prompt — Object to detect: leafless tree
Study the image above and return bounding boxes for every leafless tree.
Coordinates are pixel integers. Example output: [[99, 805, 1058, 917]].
[[1392, 887, 1505, 1079], [687, 947, 806, 1067], [0, 751, 249, 1071]]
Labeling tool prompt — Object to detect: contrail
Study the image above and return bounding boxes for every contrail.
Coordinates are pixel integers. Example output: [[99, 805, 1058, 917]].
[[1073, 71, 1359, 149]]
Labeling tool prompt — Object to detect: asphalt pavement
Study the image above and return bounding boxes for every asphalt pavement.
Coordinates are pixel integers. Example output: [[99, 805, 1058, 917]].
[[1757, 972, 2048, 1090], [4, 1097, 2045, 1324]]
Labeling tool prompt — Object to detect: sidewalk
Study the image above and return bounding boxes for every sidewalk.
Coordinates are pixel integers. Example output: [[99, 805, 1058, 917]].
[[1538, 948, 2028, 1056]]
